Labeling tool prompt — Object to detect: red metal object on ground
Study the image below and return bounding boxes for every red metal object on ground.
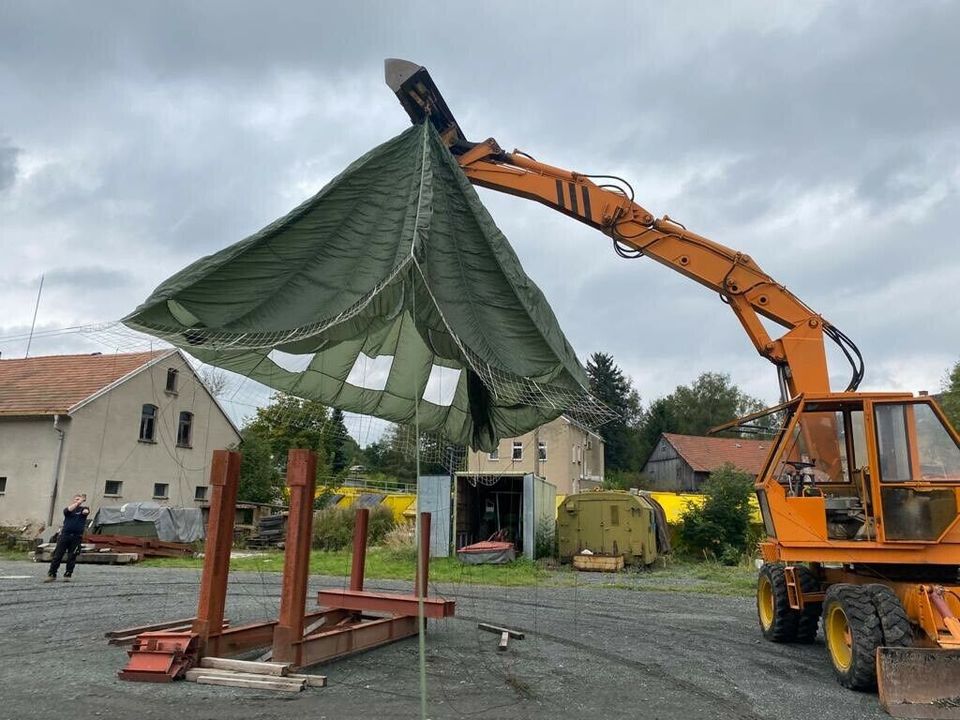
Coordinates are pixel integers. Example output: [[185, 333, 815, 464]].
[[272, 450, 317, 664], [117, 450, 455, 682], [117, 631, 199, 682], [316, 589, 455, 618], [192, 450, 241, 652]]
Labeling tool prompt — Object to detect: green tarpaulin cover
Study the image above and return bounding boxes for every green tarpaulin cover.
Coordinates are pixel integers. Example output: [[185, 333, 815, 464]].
[[124, 122, 603, 451]]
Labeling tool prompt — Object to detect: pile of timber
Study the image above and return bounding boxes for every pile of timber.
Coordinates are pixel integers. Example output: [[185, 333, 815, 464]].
[[186, 657, 326, 693], [85, 534, 195, 559], [246, 514, 286, 549], [32, 542, 139, 565]]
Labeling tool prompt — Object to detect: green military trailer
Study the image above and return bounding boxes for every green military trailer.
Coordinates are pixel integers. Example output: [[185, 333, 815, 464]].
[[557, 490, 670, 567]]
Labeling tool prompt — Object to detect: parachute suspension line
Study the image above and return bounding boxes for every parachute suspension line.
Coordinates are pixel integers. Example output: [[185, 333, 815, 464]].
[[411, 271, 428, 720]]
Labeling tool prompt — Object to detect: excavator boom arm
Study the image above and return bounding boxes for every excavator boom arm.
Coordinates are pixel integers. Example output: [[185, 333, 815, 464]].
[[385, 59, 862, 398]]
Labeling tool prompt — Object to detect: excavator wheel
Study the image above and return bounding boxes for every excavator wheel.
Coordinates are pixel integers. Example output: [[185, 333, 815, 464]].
[[757, 563, 798, 642], [822, 584, 884, 690], [793, 565, 823, 644], [864, 584, 913, 648]]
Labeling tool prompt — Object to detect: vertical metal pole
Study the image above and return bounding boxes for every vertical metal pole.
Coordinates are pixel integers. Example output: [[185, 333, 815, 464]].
[[350, 508, 370, 592], [193, 450, 241, 651], [273, 449, 317, 665], [415, 512, 431, 597]]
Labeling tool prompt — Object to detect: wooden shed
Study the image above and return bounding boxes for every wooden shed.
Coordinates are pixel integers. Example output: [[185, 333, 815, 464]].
[[640, 433, 772, 492]]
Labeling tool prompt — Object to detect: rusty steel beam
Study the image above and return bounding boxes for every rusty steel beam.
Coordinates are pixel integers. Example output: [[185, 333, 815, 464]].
[[192, 450, 241, 651], [272, 449, 318, 664], [317, 589, 455, 619], [350, 508, 370, 592], [295, 615, 419, 668]]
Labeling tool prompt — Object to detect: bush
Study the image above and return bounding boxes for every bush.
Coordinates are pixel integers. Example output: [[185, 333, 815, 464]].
[[677, 463, 757, 564], [312, 506, 396, 551]]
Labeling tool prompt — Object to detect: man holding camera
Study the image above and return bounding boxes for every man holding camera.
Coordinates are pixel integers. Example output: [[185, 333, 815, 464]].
[[44, 493, 90, 582]]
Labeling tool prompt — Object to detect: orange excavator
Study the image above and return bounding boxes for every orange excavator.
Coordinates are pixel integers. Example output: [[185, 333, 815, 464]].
[[386, 59, 960, 717]]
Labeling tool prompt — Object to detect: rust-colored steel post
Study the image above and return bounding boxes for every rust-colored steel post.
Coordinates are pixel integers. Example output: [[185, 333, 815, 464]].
[[350, 508, 370, 592], [415, 512, 432, 598], [192, 450, 242, 650], [272, 449, 317, 664]]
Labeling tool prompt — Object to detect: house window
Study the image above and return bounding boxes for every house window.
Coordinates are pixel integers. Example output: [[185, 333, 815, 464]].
[[139, 404, 157, 442], [153, 483, 169, 499], [488, 446, 500, 461], [105, 480, 123, 496], [165, 368, 179, 394], [195, 486, 208, 502], [177, 411, 193, 448], [0, 476, 6, 494], [538, 441, 547, 462], [512, 441, 523, 461]]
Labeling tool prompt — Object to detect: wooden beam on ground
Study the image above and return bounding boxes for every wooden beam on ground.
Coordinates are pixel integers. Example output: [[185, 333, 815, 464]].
[[199, 657, 290, 676], [287, 673, 327, 688], [478, 622, 525, 640], [498, 631, 509, 651], [191, 674, 305, 692]]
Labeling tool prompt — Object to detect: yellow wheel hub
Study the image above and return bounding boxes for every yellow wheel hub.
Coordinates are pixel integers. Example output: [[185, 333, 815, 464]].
[[758, 576, 775, 629], [825, 604, 853, 671]]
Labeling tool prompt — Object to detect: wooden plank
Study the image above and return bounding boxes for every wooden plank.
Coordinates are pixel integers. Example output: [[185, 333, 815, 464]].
[[286, 673, 328, 688], [192, 674, 305, 692], [478, 622, 525, 640], [498, 631, 509, 652], [199, 657, 291, 676], [186, 668, 325, 689]]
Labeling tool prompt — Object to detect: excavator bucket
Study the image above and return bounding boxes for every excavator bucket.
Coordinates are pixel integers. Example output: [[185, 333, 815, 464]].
[[877, 647, 960, 718]]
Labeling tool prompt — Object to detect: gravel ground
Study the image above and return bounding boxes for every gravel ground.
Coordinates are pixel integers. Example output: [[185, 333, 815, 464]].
[[0, 560, 888, 720]]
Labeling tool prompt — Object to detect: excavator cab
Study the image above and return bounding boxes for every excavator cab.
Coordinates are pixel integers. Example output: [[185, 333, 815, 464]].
[[758, 394, 960, 547], [757, 394, 960, 717]]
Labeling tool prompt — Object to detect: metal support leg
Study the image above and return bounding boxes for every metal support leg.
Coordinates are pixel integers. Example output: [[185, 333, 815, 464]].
[[350, 508, 370, 592], [272, 449, 317, 664], [192, 450, 241, 652]]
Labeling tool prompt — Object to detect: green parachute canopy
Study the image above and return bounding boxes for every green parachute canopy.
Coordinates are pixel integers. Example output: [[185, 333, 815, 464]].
[[123, 122, 607, 451]]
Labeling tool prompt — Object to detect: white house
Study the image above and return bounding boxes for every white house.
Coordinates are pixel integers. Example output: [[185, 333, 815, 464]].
[[0, 349, 241, 533]]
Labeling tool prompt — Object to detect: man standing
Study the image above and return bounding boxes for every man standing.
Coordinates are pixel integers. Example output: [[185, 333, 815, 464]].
[[44, 493, 89, 582]]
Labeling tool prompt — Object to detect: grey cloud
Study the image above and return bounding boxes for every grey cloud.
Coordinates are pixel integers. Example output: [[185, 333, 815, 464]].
[[0, 140, 19, 192], [0, 0, 958, 406], [44, 266, 135, 289]]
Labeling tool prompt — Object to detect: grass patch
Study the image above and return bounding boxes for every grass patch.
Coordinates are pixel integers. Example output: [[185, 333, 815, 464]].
[[598, 559, 758, 597], [141, 548, 551, 587]]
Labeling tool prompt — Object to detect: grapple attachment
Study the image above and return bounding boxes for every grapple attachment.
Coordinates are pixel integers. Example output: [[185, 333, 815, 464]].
[[877, 647, 960, 719]]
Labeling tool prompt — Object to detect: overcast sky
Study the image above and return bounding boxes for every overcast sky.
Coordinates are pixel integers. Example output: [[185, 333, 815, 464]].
[[1, 0, 958, 423]]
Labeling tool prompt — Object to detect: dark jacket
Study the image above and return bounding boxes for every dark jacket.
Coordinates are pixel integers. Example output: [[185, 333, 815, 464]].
[[62, 506, 89, 535]]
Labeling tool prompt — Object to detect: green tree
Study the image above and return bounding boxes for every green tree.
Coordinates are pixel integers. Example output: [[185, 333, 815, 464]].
[[241, 393, 341, 487], [235, 429, 281, 503], [635, 372, 768, 465], [325, 409, 356, 475], [677, 463, 757, 563], [941, 360, 960, 430], [586, 352, 643, 472]]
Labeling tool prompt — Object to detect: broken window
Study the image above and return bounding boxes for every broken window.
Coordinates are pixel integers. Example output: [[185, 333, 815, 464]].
[[177, 411, 193, 448], [139, 404, 157, 442], [165, 368, 179, 393]]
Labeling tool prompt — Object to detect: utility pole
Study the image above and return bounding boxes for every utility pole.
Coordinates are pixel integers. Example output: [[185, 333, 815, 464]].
[[25, 273, 44, 358]]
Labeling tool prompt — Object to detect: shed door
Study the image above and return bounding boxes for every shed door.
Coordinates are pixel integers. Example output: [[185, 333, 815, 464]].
[[417, 475, 451, 558]]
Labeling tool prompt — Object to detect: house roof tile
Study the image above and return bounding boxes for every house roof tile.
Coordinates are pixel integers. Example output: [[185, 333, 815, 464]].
[[0, 350, 171, 416], [661, 432, 772, 475]]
